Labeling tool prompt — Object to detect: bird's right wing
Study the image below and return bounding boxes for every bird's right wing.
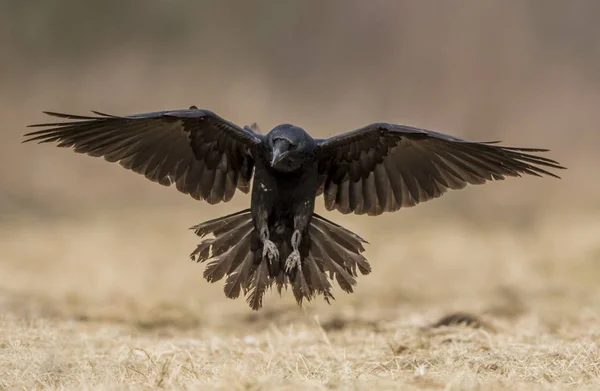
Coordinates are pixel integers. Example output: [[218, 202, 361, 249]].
[[315, 122, 566, 216], [23, 108, 264, 204]]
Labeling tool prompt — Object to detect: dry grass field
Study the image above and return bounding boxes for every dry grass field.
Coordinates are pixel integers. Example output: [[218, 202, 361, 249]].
[[3, 2, 600, 389], [2, 203, 600, 390]]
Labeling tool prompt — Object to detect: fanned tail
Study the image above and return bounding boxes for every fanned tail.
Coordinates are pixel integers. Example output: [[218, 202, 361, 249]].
[[302, 214, 371, 301], [191, 210, 370, 310], [190, 209, 266, 308]]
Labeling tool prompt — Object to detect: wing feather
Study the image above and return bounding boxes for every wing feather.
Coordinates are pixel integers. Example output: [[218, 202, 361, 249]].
[[316, 123, 566, 215], [23, 108, 263, 203]]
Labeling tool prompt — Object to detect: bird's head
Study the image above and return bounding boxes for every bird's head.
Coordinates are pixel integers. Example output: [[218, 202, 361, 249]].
[[266, 124, 316, 173]]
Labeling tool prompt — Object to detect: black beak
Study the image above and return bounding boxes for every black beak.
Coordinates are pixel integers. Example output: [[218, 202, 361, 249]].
[[271, 139, 289, 166], [271, 148, 285, 166]]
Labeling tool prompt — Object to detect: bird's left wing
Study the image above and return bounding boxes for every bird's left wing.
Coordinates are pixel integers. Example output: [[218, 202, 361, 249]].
[[23, 108, 264, 204], [314, 122, 566, 216]]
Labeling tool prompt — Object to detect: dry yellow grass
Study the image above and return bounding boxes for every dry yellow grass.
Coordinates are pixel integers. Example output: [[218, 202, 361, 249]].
[[2, 206, 600, 390]]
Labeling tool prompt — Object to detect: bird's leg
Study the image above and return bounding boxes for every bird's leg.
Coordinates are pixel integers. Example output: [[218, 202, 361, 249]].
[[257, 212, 279, 267], [261, 227, 279, 265], [286, 210, 311, 273], [284, 230, 303, 273]]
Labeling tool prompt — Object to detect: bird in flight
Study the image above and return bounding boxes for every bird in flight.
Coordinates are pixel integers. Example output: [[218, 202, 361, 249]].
[[23, 106, 566, 310]]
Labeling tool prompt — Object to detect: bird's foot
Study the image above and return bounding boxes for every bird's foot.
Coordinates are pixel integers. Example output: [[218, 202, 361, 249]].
[[262, 239, 279, 266], [285, 250, 301, 273]]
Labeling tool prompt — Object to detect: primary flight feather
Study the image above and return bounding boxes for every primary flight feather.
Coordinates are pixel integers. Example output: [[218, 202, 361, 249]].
[[23, 107, 566, 310]]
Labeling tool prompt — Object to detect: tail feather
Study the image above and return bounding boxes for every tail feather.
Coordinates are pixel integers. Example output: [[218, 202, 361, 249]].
[[292, 262, 311, 304], [223, 251, 254, 299], [310, 230, 357, 293], [247, 259, 272, 310], [311, 215, 371, 274], [190, 209, 255, 284], [191, 210, 370, 310], [191, 209, 252, 237], [303, 254, 334, 303], [203, 229, 253, 282], [291, 254, 335, 305], [275, 268, 289, 295], [309, 219, 371, 286], [311, 214, 368, 252]]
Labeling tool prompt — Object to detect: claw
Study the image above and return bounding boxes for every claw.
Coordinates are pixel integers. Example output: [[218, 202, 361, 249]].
[[285, 250, 301, 273], [263, 239, 279, 266]]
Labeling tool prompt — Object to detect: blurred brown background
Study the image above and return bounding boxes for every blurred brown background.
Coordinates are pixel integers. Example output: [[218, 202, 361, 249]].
[[0, 0, 599, 319], [2, 0, 598, 218]]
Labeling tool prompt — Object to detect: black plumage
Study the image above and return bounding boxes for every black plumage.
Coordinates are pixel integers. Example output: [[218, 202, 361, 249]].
[[23, 108, 566, 310]]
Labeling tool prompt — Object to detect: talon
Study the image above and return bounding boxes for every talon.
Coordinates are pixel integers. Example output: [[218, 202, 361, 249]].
[[263, 239, 279, 266], [285, 250, 302, 273]]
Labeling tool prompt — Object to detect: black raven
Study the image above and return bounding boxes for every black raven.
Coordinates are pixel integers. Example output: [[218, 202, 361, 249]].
[[23, 107, 566, 310]]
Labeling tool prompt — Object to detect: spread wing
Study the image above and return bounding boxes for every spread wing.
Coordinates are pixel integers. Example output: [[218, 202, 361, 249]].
[[315, 122, 566, 216], [23, 107, 263, 204]]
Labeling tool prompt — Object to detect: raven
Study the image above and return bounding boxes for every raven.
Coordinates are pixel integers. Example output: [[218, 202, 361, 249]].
[[23, 107, 566, 310]]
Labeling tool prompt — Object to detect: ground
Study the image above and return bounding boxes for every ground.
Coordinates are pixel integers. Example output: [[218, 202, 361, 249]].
[[1, 200, 599, 390]]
